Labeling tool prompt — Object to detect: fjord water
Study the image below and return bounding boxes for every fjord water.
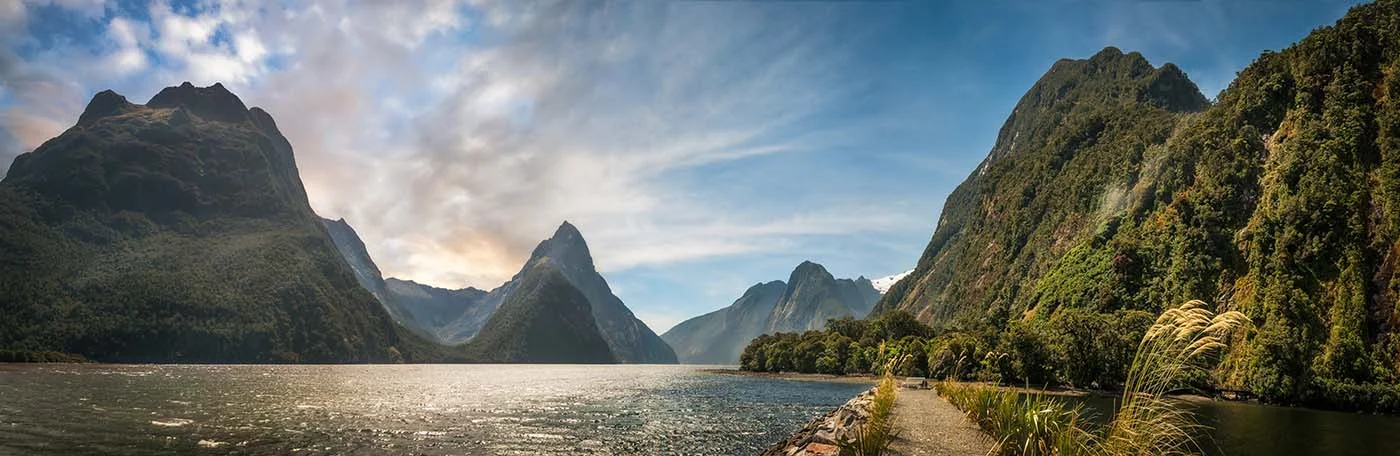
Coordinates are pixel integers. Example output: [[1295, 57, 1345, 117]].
[[1063, 395, 1400, 456], [0, 364, 866, 455]]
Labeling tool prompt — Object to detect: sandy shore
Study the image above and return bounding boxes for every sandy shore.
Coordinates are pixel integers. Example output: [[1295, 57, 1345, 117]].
[[699, 368, 879, 385]]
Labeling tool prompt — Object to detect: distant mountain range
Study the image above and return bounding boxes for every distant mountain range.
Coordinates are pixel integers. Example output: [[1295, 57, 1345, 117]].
[[325, 218, 677, 364], [0, 82, 674, 364], [661, 261, 878, 364]]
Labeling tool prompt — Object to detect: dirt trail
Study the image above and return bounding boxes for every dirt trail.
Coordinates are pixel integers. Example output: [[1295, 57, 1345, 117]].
[[888, 389, 994, 456]]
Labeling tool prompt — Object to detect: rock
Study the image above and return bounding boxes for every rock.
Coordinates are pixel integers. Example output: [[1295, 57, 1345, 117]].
[[761, 387, 879, 455], [796, 442, 840, 456], [77, 90, 134, 125]]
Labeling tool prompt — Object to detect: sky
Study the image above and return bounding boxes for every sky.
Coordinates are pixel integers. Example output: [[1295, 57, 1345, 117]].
[[0, 0, 1367, 334]]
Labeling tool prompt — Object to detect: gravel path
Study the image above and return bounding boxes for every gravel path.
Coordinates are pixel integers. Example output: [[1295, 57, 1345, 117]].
[[888, 389, 994, 456]]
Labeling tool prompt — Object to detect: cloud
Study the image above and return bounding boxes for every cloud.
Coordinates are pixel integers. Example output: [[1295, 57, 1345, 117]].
[[0, 0, 911, 292]]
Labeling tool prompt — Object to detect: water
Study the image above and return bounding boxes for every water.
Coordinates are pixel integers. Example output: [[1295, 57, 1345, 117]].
[[1063, 394, 1400, 456], [0, 364, 868, 455]]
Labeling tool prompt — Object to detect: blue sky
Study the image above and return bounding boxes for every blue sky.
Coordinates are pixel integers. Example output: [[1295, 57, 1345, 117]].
[[0, 0, 1366, 333]]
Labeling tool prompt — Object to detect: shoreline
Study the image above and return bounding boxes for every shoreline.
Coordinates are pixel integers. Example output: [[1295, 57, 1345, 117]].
[[699, 368, 879, 385]]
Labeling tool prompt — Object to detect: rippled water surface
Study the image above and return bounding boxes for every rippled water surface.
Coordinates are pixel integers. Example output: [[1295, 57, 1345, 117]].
[[0, 364, 867, 455], [1063, 394, 1400, 456]]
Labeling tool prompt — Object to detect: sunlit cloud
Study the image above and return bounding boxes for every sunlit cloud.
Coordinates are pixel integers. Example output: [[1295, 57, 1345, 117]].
[[0, 0, 897, 292]]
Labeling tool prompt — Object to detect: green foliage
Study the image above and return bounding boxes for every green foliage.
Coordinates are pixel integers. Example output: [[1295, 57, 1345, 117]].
[[877, 1, 1400, 410], [741, 308, 1152, 390], [837, 376, 899, 456], [995, 321, 1059, 386], [937, 382, 1093, 456], [0, 349, 89, 363], [938, 300, 1250, 456], [740, 311, 933, 375]]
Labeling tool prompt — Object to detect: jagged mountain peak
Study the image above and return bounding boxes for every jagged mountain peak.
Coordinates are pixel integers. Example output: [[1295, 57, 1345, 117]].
[[529, 220, 595, 271], [146, 81, 252, 123], [979, 47, 1207, 166], [788, 260, 835, 283], [77, 89, 135, 125]]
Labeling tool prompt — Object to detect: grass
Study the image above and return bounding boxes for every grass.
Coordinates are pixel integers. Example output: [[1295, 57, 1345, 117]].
[[935, 382, 1094, 456], [839, 374, 899, 456], [935, 300, 1249, 456]]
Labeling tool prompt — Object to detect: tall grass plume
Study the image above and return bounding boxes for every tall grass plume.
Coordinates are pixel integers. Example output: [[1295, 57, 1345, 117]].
[[935, 300, 1249, 456]]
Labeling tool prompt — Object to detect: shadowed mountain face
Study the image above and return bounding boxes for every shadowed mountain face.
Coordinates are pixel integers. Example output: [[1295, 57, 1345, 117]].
[[661, 281, 787, 364], [876, 2, 1400, 403], [320, 217, 496, 342], [0, 83, 411, 363], [382, 278, 495, 343], [661, 261, 878, 364], [525, 222, 677, 363], [464, 264, 616, 364], [323, 219, 676, 363]]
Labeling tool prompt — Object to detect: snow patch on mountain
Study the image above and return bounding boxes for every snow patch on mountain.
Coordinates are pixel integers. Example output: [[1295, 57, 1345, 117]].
[[871, 269, 913, 294]]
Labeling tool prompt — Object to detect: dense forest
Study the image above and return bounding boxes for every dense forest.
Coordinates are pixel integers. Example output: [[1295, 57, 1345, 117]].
[[741, 310, 1152, 392], [868, 1, 1400, 411]]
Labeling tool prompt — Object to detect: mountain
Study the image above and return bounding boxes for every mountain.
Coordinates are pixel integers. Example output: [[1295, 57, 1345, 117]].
[[510, 222, 676, 363], [767, 261, 879, 334], [875, 45, 1209, 324], [321, 217, 429, 338], [382, 278, 496, 343], [870, 270, 912, 294], [320, 217, 500, 344], [465, 264, 615, 363], [661, 281, 787, 364], [0, 83, 415, 363], [322, 218, 675, 363], [661, 261, 878, 364], [876, 2, 1400, 403]]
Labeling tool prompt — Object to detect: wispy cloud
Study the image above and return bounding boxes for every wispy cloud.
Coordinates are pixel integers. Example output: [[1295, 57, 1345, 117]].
[[0, 0, 907, 291]]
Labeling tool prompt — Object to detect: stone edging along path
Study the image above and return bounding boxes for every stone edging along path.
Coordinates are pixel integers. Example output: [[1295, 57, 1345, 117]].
[[761, 388, 877, 456], [759, 386, 994, 456]]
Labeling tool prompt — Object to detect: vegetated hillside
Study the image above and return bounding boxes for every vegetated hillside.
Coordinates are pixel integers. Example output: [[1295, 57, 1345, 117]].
[[878, 1, 1400, 408], [465, 264, 615, 363], [382, 278, 495, 343], [0, 83, 424, 363], [662, 261, 878, 364]]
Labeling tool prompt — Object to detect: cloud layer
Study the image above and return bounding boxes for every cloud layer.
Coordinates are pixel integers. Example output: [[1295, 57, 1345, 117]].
[[0, 0, 910, 291]]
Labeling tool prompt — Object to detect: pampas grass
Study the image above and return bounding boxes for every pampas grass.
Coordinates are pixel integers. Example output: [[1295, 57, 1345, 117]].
[[935, 381, 1094, 456], [1097, 300, 1248, 456], [935, 300, 1249, 456]]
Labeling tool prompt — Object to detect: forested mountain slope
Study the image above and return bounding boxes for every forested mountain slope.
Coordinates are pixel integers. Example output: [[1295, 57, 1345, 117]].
[[0, 83, 415, 362], [879, 1, 1400, 405], [877, 1, 1400, 404]]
